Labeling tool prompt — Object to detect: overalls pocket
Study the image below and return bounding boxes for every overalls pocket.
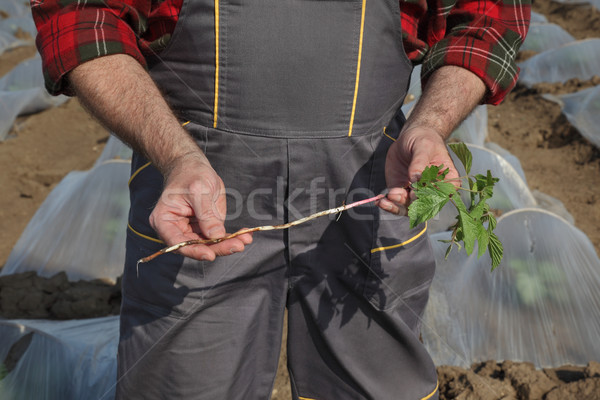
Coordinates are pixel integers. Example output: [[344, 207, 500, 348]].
[[364, 216, 436, 313], [361, 115, 437, 314]]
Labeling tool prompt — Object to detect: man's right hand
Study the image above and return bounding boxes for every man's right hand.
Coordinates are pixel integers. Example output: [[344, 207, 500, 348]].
[[68, 55, 252, 261], [149, 153, 253, 261]]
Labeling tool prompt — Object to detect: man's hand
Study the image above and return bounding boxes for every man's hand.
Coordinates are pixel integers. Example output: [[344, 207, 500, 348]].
[[150, 153, 253, 261], [68, 54, 252, 261], [378, 65, 487, 215], [378, 127, 459, 215]]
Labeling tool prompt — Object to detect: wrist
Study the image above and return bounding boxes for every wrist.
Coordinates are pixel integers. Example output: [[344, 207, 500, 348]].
[[159, 150, 212, 181]]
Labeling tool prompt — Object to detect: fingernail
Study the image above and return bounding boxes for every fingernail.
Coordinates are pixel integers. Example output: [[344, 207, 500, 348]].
[[229, 248, 237, 255]]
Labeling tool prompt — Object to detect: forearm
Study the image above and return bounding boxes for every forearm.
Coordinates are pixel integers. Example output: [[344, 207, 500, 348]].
[[403, 65, 486, 139], [68, 54, 207, 176]]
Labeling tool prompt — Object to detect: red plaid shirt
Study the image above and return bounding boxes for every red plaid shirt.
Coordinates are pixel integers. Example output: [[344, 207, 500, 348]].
[[32, 0, 530, 104]]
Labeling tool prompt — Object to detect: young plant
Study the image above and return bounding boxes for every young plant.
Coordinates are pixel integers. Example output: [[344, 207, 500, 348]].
[[407, 143, 504, 270]]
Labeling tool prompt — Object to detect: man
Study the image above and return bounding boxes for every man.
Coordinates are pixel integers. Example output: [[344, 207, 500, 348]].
[[32, 0, 530, 398]]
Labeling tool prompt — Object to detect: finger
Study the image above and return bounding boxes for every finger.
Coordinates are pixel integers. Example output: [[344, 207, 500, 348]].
[[236, 231, 254, 245], [188, 180, 227, 239], [386, 187, 409, 206], [377, 198, 407, 216], [207, 237, 250, 257], [148, 205, 214, 260]]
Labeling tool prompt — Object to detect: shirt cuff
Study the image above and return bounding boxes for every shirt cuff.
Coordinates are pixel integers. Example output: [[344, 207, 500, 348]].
[[35, 7, 147, 96], [420, 34, 522, 106]]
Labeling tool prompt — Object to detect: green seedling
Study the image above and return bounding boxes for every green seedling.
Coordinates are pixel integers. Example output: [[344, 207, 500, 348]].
[[408, 142, 504, 270]]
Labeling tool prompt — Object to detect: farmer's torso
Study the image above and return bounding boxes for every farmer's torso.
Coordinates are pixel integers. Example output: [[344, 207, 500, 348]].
[[148, 0, 413, 137]]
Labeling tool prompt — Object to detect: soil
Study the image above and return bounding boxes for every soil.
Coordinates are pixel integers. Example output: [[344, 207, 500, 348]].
[[1, 0, 599, 398]]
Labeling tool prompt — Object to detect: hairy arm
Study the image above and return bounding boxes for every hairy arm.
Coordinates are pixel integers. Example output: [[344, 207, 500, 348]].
[[378, 65, 486, 214], [69, 54, 252, 260]]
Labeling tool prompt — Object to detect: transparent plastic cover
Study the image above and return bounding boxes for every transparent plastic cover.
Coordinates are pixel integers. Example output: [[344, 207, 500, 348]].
[[520, 23, 575, 53], [543, 86, 600, 150], [518, 39, 600, 87], [423, 209, 600, 368], [0, 56, 68, 140], [0, 161, 130, 282], [0, 317, 118, 400]]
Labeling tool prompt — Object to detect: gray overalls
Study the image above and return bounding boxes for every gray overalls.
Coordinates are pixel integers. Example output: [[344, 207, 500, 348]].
[[118, 0, 439, 398]]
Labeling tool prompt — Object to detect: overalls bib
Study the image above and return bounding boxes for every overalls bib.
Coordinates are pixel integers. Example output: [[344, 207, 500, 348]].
[[119, 0, 439, 399]]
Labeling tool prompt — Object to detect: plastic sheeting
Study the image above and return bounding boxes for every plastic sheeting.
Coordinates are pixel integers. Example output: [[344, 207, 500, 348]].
[[543, 85, 600, 150], [428, 144, 537, 233], [530, 11, 548, 23], [0, 55, 69, 140], [551, 0, 600, 10], [483, 142, 527, 184], [451, 105, 487, 146], [0, 160, 130, 282], [0, 2, 35, 55], [0, 317, 118, 400], [423, 208, 600, 368], [93, 135, 132, 166], [0, 16, 37, 39], [0, 0, 30, 17], [520, 23, 575, 53], [0, 29, 31, 57], [518, 39, 600, 87], [401, 64, 422, 116]]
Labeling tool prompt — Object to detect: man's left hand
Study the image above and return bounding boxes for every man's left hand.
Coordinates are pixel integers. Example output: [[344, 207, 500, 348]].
[[377, 126, 460, 215]]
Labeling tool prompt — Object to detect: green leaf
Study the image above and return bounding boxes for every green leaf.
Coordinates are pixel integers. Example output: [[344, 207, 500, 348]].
[[403, 142, 503, 272], [433, 181, 456, 196], [488, 233, 504, 271], [449, 142, 472, 175], [457, 208, 479, 255], [487, 213, 497, 232], [469, 198, 488, 220], [418, 165, 442, 184], [475, 173, 495, 200], [408, 187, 451, 228], [476, 224, 489, 259], [452, 191, 469, 214], [444, 244, 453, 259]]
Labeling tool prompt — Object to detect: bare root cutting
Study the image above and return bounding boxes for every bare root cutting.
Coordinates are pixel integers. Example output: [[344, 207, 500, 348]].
[[137, 194, 385, 265]]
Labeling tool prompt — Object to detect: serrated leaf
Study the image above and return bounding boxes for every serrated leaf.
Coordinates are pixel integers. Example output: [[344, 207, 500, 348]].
[[476, 224, 489, 259], [470, 198, 488, 220], [475, 174, 495, 200], [457, 208, 479, 255], [408, 190, 450, 228], [488, 233, 504, 271], [419, 165, 442, 184], [487, 213, 497, 232], [449, 142, 472, 175], [433, 181, 457, 197], [451, 189, 467, 210]]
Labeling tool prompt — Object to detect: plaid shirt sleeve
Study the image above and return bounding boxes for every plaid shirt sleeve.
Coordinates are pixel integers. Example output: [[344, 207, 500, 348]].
[[33, 0, 529, 102], [401, 0, 531, 105], [31, 0, 179, 95]]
